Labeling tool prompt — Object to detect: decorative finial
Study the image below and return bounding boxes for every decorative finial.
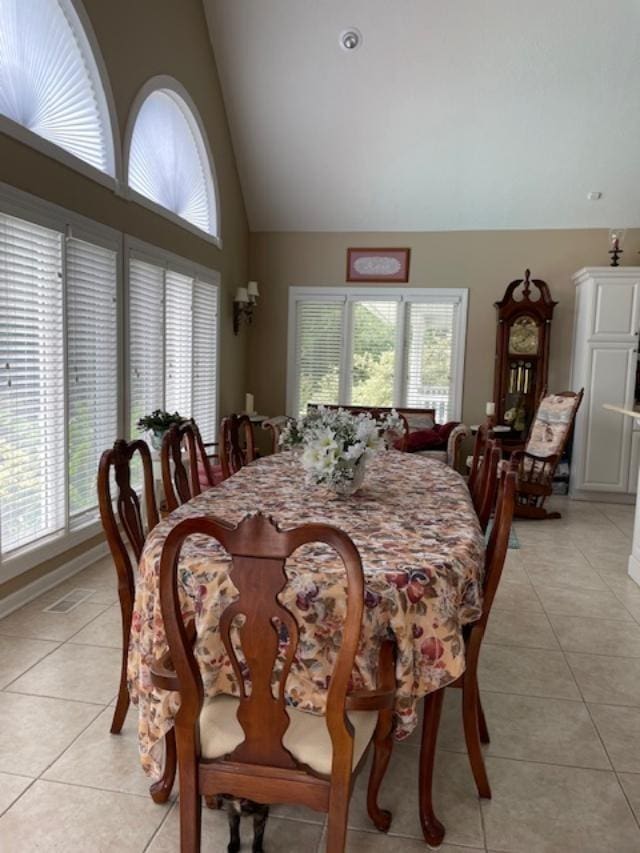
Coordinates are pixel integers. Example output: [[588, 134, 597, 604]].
[[523, 268, 531, 297]]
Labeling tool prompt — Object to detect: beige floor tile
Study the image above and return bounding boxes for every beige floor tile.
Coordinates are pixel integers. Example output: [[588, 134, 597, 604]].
[[485, 608, 559, 650], [41, 559, 120, 606], [0, 780, 167, 852], [148, 802, 323, 852], [68, 604, 123, 648], [332, 827, 482, 852], [0, 773, 32, 814], [618, 772, 640, 823], [0, 692, 99, 776], [438, 691, 609, 769], [7, 642, 120, 704], [0, 597, 111, 642], [0, 635, 59, 688], [525, 560, 607, 591], [346, 748, 484, 849], [588, 703, 640, 772], [478, 644, 580, 700], [43, 707, 154, 797], [548, 613, 640, 657], [492, 580, 543, 613], [566, 652, 640, 706], [535, 584, 634, 621], [482, 758, 640, 852]]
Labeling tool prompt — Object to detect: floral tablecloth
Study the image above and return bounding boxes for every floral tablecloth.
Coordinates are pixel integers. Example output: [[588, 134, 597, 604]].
[[129, 450, 484, 777]]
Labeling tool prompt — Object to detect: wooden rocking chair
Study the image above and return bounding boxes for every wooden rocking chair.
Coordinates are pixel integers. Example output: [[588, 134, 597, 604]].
[[509, 389, 584, 520]]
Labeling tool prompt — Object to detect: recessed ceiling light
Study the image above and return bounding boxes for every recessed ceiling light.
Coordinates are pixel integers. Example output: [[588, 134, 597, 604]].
[[340, 28, 362, 51], [587, 191, 603, 200]]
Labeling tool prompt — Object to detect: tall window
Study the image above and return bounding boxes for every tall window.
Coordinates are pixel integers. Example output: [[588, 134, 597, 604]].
[[0, 0, 116, 177], [128, 247, 219, 444], [0, 202, 119, 558], [288, 287, 467, 421], [127, 85, 219, 239]]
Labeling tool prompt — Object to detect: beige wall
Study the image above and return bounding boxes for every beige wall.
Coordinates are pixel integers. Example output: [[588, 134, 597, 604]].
[[0, 0, 249, 599], [248, 229, 640, 425]]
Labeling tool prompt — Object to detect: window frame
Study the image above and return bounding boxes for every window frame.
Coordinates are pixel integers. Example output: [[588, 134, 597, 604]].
[[286, 285, 468, 420], [123, 235, 221, 443], [123, 76, 222, 248], [0, 182, 123, 582], [0, 0, 122, 189]]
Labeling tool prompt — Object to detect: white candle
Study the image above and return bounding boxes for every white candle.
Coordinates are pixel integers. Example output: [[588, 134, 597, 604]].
[[486, 402, 496, 416], [245, 393, 254, 415]]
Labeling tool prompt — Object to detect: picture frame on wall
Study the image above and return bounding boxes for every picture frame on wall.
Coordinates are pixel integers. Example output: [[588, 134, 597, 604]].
[[346, 247, 411, 283]]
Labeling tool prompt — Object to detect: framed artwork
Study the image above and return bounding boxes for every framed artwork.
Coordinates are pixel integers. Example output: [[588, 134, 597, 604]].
[[346, 247, 411, 283]]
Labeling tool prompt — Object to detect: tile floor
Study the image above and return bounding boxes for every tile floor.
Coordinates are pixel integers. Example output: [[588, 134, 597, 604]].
[[1, 496, 640, 851]]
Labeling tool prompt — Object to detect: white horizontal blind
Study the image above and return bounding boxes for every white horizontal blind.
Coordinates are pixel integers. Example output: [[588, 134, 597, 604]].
[[129, 258, 164, 435], [66, 236, 118, 521], [0, 0, 115, 175], [350, 301, 398, 407], [405, 300, 458, 422], [192, 280, 218, 443], [0, 212, 65, 552], [165, 270, 193, 418], [294, 300, 343, 415], [128, 90, 216, 236]]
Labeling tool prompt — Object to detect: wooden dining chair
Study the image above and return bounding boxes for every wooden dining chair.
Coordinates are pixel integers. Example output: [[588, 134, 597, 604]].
[[219, 413, 256, 479], [419, 461, 517, 844], [474, 439, 502, 532], [97, 438, 176, 804], [151, 512, 396, 853], [262, 415, 292, 454], [161, 419, 217, 512], [467, 422, 490, 497]]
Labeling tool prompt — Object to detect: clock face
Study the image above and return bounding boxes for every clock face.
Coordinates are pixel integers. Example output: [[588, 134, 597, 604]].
[[509, 316, 539, 355]]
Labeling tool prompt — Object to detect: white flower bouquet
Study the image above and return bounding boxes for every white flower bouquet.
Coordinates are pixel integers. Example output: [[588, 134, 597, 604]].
[[280, 406, 403, 495]]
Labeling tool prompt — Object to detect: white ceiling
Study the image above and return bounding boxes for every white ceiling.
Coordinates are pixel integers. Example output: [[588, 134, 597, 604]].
[[205, 0, 640, 232]]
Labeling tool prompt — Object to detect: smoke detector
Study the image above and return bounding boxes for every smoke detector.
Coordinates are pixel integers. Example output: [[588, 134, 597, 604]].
[[340, 28, 362, 51]]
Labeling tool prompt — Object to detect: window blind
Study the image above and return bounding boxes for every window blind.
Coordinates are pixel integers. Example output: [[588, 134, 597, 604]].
[[0, 0, 115, 175], [405, 300, 458, 422], [128, 90, 216, 236], [192, 280, 218, 444], [129, 258, 164, 435], [350, 301, 398, 407], [165, 270, 193, 418], [294, 300, 343, 415], [0, 212, 65, 553], [66, 236, 118, 521]]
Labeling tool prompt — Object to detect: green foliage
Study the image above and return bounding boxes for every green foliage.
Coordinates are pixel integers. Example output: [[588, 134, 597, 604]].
[[136, 409, 185, 433]]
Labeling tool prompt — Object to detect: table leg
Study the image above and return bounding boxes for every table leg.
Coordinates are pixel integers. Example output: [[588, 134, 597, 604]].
[[419, 687, 445, 846]]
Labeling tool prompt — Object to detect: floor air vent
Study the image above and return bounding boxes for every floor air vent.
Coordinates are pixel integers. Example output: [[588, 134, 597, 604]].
[[43, 588, 96, 614]]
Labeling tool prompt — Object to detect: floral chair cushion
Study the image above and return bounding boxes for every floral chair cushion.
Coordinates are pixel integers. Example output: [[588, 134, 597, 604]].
[[526, 394, 581, 459]]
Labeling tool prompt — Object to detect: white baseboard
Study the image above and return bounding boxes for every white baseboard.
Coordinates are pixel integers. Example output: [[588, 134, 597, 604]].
[[569, 489, 635, 505], [0, 541, 110, 620]]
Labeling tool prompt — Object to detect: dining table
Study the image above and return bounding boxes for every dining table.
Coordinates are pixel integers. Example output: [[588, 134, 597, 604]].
[[128, 448, 485, 845]]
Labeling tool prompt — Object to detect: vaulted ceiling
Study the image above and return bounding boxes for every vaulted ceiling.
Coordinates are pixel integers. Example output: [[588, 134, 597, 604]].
[[205, 0, 640, 232]]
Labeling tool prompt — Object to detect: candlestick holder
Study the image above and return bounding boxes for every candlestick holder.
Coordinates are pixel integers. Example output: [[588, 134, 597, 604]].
[[609, 246, 623, 267], [608, 229, 626, 267]]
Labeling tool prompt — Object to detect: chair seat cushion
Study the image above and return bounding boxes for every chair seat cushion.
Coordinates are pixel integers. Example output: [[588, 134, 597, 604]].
[[199, 694, 378, 776]]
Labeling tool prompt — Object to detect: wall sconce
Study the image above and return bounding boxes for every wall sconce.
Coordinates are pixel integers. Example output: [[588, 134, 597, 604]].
[[233, 280, 259, 334]]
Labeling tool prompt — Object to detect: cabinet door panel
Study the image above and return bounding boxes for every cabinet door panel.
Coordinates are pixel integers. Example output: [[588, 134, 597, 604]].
[[630, 432, 640, 495], [582, 345, 636, 491], [592, 281, 639, 339]]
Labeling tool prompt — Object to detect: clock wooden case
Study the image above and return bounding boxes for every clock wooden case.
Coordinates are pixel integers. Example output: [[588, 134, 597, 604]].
[[493, 269, 557, 440]]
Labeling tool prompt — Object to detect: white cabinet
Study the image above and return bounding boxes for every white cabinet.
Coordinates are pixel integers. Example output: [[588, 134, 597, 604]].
[[570, 268, 640, 500]]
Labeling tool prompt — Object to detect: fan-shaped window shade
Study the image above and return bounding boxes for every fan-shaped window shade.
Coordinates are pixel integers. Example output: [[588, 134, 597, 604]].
[[0, 0, 115, 175], [128, 89, 218, 237]]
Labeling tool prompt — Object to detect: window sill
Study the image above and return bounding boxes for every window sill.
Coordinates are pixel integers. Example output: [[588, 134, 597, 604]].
[[0, 519, 103, 584]]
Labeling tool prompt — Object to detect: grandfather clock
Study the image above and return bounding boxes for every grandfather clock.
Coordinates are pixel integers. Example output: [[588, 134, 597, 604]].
[[493, 269, 556, 441]]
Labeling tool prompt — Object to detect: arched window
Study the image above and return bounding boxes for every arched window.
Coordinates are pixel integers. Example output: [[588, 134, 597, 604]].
[[126, 80, 219, 241], [0, 0, 117, 178]]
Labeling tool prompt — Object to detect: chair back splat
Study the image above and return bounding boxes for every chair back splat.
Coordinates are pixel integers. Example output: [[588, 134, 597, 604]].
[[475, 439, 502, 532], [219, 414, 256, 479], [154, 512, 395, 852], [161, 419, 216, 512]]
